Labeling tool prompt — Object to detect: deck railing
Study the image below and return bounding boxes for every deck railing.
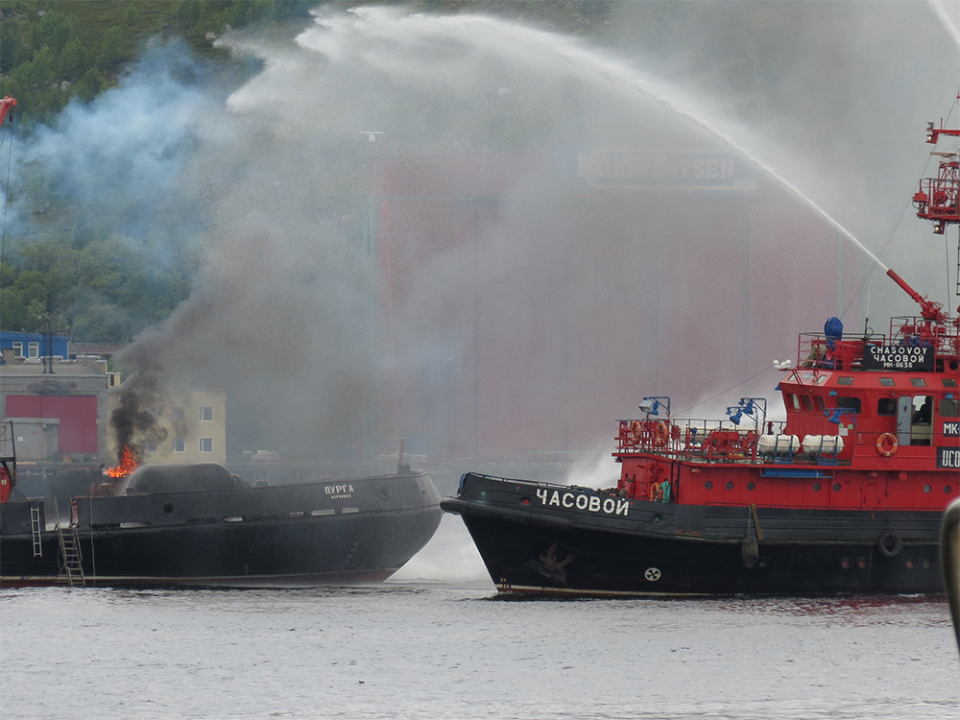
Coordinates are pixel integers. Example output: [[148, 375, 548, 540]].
[[617, 418, 952, 465]]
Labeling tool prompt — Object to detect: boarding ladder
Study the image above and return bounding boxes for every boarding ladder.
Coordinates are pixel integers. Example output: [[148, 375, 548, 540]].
[[53, 499, 85, 587], [29, 503, 43, 557]]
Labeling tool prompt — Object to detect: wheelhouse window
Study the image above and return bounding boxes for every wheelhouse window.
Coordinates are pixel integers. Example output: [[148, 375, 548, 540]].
[[877, 398, 897, 416], [879, 377, 895, 386], [943, 378, 958, 388], [911, 378, 927, 387], [837, 377, 854, 385], [940, 397, 960, 418], [800, 395, 813, 411], [836, 397, 861, 414]]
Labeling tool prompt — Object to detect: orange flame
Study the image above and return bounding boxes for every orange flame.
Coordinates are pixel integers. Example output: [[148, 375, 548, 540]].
[[104, 446, 139, 478]]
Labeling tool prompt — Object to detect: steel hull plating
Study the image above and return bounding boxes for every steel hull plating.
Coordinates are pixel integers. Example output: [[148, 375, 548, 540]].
[[442, 474, 946, 597], [1, 471, 442, 588]]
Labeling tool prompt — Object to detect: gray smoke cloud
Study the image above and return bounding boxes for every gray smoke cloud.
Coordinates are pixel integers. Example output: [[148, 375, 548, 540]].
[[6, 2, 958, 465]]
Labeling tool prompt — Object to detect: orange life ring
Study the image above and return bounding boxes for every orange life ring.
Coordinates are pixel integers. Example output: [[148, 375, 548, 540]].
[[876, 433, 898, 457], [649, 481, 661, 501], [654, 422, 669, 447]]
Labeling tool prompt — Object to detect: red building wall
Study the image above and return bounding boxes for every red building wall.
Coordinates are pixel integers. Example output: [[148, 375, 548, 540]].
[[5, 395, 99, 453]]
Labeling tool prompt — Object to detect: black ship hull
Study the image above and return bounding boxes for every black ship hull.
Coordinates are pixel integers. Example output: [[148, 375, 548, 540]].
[[1, 467, 442, 588], [442, 473, 947, 597]]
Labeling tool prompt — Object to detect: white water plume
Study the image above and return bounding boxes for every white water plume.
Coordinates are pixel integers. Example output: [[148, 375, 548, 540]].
[[290, 7, 886, 271], [930, 0, 960, 53], [178, 4, 958, 460]]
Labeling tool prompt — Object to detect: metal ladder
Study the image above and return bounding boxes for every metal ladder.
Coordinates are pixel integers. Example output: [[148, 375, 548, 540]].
[[29, 503, 43, 557], [55, 526, 85, 586], [53, 499, 85, 587]]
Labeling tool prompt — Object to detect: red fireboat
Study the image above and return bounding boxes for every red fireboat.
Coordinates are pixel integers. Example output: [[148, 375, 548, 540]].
[[443, 114, 960, 597]]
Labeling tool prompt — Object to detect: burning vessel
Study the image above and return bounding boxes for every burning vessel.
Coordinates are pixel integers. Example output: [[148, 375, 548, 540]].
[[0, 437, 442, 588], [441, 117, 960, 597]]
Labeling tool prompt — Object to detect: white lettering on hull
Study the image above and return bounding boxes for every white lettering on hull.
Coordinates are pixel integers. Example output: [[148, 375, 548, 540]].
[[324, 484, 355, 500], [536, 488, 628, 516]]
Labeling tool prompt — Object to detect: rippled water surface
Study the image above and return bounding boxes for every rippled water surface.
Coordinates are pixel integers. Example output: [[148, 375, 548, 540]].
[[3, 519, 958, 720]]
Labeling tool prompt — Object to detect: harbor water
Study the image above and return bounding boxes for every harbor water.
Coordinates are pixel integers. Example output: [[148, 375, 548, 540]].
[[2, 516, 958, 720]]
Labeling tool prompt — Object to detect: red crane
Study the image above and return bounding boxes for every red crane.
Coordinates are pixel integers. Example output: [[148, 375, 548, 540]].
[[0, 95, 16, 126]]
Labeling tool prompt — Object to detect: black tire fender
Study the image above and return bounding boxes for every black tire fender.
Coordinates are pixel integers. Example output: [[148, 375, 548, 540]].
[[878, 532, 903, 558]]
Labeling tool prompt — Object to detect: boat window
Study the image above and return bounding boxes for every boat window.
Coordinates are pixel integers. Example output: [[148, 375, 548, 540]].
[[836, 397, 861, 414], [814, 396, 825, 411], [910, 378, 927, 387], [943, 378, 958, 388], [941, 397, 960, 418], [800, 395, 813, 411], [877, 398, 897, 416], [791, 394, 801, 409], [879, 377, 895, 386], [837, 377, 854, 385], [912, 396, 933, 425]]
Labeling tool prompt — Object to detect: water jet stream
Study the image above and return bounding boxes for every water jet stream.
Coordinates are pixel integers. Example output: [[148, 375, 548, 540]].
[[929, 0, 960, 53], [307, 8, 889, 272]]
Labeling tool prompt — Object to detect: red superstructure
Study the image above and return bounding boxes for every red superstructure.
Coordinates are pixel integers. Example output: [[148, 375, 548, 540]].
[[614, 266, 959, 514]]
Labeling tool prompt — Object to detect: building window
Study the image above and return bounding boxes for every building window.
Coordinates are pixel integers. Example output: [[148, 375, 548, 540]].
[[27, 342, 39, 358], [11, 342, 23, 357], [199, 438, 213, 453], [174, 439, 185, 453], [199, 406, 213, 421]]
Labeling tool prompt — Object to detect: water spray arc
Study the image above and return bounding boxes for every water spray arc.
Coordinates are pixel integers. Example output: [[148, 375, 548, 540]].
[[307, 8, 888, 272]]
